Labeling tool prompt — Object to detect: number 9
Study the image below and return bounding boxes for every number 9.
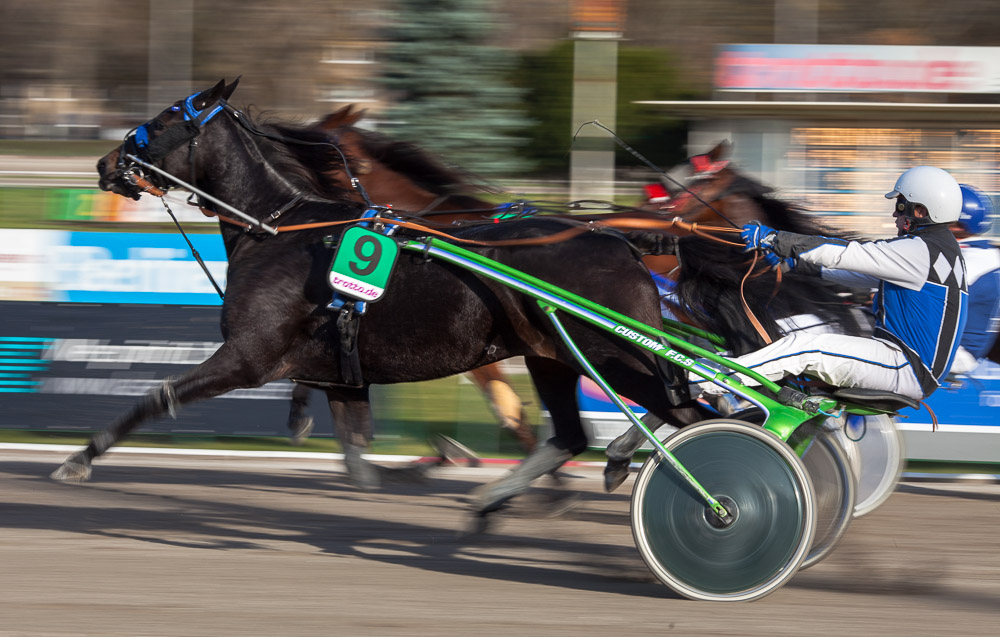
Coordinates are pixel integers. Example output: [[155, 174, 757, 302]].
[[349, 235, 382, 276]]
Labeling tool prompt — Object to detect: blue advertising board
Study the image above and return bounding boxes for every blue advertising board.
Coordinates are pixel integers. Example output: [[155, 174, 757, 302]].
[[0, 229, 228, 305], [57, 231, 228, 305]]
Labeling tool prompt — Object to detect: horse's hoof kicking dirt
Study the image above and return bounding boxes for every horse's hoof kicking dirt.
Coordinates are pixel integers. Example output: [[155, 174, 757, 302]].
[[50, 455, 92, 482]]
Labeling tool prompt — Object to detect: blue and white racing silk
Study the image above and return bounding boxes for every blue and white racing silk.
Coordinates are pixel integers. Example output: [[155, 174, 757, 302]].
[[956, 239, 1000, 359], [650, 272, 679, 321], [772, 223, 969, 397]]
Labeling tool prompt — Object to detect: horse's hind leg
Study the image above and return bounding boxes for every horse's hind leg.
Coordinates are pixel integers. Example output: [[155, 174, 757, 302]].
[[471, 357, 579, 519], [604, 412, 668, 493], [51, 346, 265, 481], [466, 364, 536, 453], [603, 403, 707, 492]]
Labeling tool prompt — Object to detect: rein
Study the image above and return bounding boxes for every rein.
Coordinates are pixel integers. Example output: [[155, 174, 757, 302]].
[[573, 120, 742, 229], [127, 172, 750, 249]]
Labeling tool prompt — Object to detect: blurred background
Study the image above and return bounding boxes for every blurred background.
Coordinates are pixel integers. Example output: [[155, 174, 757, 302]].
[[2, 0, 999, 460]]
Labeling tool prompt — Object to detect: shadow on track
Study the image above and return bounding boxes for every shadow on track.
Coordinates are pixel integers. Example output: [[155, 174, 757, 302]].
[[1, 460, 669, 598]]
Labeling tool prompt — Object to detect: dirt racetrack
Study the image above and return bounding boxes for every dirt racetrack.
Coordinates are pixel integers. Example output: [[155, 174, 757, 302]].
[[1, 447, 998, 637]]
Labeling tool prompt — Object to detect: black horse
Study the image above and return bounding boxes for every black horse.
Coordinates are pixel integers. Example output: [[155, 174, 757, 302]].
[[278, 105, 537, 456], [603, 145, 868, 490], [56, 79, 708, 518]]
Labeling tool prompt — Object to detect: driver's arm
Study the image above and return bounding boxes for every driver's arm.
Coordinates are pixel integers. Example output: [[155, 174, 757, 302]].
[[771, 232, 930, 291]]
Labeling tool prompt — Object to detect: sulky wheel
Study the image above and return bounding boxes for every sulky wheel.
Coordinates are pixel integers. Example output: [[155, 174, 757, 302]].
[[833, 414, 905, 518], [630, 419, 816, 602], [795, 427, 856, 569]]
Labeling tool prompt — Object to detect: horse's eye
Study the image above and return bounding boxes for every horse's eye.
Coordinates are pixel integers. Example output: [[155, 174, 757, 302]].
[[151, 120, 166, 132]]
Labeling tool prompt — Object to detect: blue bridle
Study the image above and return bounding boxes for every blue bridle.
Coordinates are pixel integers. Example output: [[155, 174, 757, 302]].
[[124, 92, 229, 165]]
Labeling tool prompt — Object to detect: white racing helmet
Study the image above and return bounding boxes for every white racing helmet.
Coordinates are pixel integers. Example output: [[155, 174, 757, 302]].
[[884, 166, 962, 224]]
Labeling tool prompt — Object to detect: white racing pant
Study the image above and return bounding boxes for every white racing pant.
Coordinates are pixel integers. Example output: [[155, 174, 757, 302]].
[[947, 346, 979, 376], [695, 331, 924, 401]]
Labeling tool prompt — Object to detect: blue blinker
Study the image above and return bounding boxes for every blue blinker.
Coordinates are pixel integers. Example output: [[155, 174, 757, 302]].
[[134, 124, 150, 148], [183, 93, 224, 126]]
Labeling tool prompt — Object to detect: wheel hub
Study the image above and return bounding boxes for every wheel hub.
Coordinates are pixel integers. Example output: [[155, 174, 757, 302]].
[[704, 494, 739, 529]]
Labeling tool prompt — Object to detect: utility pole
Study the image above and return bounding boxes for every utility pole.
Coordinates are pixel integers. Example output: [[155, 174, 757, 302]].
[[569, 1, 625, 201]]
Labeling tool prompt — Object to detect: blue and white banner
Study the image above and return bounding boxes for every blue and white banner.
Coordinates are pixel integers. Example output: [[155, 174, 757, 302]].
[[0, 229, 227, 305]]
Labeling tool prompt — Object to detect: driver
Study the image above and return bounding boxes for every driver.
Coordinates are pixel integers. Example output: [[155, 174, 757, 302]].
[[701, 166, 968, 401], [947, 184, 1000, 374]]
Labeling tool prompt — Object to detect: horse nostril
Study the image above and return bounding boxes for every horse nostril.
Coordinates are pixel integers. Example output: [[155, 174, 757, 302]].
[[97, 158, 107, 176]]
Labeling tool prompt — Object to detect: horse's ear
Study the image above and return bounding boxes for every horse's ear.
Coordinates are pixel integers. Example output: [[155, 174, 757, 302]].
[[315, 104, 366, 131], [222, 76, 240, 101], [191, 79, 227, 110], [316, 106, 352, 131], [708, 140, 731, 162], [348, 107, 367, 126], [689, 140, 732, 175]]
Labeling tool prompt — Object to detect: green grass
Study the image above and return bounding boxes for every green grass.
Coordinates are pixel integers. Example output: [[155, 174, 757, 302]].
[[903, 460, 1000, 475], [0, 375, 551, 459], [0, 140, 113, 157]]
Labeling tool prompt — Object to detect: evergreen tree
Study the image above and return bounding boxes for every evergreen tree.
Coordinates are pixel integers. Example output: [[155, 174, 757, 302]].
[[377, 0, 528, 177]]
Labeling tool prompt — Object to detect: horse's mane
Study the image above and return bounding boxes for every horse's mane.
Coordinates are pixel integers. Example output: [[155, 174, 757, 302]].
[[673, 172, 866, 355], [351, 128, 495, 208], [235, 109, 354, 200]]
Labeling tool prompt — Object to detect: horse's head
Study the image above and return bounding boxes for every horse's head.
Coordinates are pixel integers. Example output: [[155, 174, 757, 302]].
[[309, 106, 380, 204], [308, 109, 490, 216], [96, 79, 240, 200], [644, 141, 777, 229]]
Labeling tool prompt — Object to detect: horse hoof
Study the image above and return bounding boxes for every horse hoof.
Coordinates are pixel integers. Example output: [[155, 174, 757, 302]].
[[470, 481, 515, 517], [543, 491, 582, 518], [603, 459, 630, 493], [456, 512, 494, 541], [288, 416, 314, 446], [50, 453, 92, 482], [351, 471, 381, 492], [431, 434, 481, 468], [377, 462, 432, 484], [343, 458, 381, 491]]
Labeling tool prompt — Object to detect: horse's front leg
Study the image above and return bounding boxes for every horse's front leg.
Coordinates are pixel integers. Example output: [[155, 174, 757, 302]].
[[326, 386, 380, 491], [326, 386, 435, 491], [51, 344, 269, 481]]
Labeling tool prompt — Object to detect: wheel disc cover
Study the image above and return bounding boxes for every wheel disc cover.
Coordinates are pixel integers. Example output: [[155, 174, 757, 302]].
[[800, 433, 855, 569], [634, 431, 807, 595], [836, 414, 904, 517]]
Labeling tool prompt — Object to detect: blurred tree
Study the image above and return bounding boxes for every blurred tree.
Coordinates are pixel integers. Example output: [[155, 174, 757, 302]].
[[376, 0, 527, 177], [515, 40, 691, 177]]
